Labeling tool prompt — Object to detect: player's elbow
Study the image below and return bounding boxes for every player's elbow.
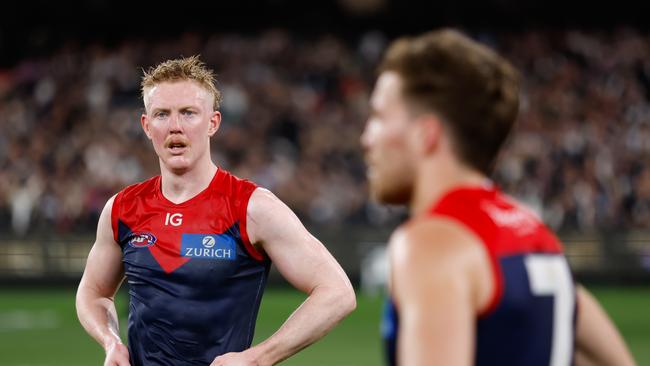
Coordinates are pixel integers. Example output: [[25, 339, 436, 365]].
[[316, 281, 356, 318], [75, 279, 114, 312], [75, 281, 92, 311], [75, 284, 95, 325], [337, 284, 357, 317]]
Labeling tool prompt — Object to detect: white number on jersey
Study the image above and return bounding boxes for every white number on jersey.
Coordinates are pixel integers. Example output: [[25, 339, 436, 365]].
[[524, 255, 575, 366]]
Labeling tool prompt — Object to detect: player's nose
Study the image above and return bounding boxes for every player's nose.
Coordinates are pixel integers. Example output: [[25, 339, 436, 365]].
[[360, 121, 373, 151], [168, 112, 183, 132]]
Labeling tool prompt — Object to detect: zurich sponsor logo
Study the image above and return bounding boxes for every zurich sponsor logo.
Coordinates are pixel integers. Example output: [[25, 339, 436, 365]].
[[202, 235, 216, 248], [127, 232, 157, 248], [181, 234, 236, 260]]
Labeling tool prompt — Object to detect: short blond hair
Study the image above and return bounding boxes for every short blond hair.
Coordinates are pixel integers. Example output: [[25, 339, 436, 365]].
[[141, 55, 222, 110]]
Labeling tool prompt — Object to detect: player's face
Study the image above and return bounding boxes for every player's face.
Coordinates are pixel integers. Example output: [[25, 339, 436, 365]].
[[141, 80, 220, 174], [361, 72, 417, 204]]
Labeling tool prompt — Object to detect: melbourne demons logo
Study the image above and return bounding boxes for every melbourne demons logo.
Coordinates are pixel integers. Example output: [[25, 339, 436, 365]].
[[127, 232, 157, 248]]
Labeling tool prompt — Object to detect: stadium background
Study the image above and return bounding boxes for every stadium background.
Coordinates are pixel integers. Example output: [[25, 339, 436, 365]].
[[1, 0, 649, 364]]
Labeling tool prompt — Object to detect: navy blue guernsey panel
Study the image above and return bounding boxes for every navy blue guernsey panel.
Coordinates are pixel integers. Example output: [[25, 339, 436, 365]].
[[119, 220, 270, 365], [381, 298, 398, 365], [476, 254, 576, 366]]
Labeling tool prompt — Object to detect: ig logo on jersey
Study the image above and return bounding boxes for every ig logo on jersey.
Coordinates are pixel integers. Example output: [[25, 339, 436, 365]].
[[165, 212, 183, 226], [127, 232, 157, 248]]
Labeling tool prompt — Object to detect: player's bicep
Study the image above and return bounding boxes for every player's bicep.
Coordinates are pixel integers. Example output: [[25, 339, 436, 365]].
[[391, 222, 479, 366], [246, 188, 350, 293], [78, 196, 125, 299]]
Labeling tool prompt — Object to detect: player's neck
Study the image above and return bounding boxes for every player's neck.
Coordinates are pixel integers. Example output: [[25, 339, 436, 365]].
[[159, 159, 218, 204], [410, 161, 486, 217]]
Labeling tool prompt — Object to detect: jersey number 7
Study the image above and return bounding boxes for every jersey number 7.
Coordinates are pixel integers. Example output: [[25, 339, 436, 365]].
[[525, 255, 575, 366]]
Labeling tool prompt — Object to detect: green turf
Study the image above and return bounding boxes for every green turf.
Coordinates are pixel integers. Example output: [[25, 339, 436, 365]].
[[0, 287, 647, 365]]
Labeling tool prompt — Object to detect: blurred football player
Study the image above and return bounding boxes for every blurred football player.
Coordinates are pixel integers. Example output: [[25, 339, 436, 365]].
[[361, 29, 635, 366]]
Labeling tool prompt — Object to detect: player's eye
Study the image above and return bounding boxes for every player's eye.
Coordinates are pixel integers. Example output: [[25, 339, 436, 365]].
[[181, 110, 196, 116], [155, 111, 168, 118]]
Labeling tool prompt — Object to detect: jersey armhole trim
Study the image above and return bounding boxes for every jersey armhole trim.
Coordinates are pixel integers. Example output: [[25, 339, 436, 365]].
[[478, 247, 504, 318], [111, 192, 122, 244], [239, 186, 266, 262]]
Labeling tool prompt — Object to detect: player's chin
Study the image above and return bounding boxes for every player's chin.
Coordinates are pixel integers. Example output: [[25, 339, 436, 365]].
[[370, 182, 410, 205], [164, 156, 192, 172]]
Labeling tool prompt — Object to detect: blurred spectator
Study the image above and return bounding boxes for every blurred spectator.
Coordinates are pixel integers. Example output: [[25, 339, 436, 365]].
[[0, 28, 648, 235], [493, 29, 650, 231]]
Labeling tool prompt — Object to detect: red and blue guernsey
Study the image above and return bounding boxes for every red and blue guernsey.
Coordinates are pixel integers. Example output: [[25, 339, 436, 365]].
[[111, 168, 270, 365], [382, 185, 576, 366]]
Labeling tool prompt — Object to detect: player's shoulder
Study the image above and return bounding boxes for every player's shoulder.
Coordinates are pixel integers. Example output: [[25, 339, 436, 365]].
[[390, 216, 486, 272], [117, 175, 160, 199], [214, 168, 258, 198], [389, 216, 494, 308], [245, 187, 288, 222]]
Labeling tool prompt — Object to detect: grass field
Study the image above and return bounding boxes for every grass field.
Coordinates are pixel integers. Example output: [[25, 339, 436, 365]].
[[0, 286, 647, 365]]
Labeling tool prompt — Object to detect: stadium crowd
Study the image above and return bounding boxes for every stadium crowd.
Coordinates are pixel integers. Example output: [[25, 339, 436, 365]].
[[0, 29, 648, 236]]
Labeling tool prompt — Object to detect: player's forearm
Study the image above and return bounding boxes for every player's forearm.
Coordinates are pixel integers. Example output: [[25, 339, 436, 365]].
[[575, 342, 636, 366], [76, 289, 123, 351], [250, 284, 356, 365], [575, 286, 636, 366]]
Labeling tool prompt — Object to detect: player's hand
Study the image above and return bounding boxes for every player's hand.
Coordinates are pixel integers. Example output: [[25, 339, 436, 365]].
[[210, 351, 261, 366], [104, 342, 131, 366]]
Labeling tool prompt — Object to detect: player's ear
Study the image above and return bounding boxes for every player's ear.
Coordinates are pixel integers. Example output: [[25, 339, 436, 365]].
[[141, 113, 152, 140], [208, 111, 221, 137], [414, 113, 443, 155]]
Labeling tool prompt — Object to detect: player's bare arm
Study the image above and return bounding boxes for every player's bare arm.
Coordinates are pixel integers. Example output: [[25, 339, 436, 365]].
[[574, 285, 636, 366], [76, 196, 130, 366], [391, 217, 493, 366], [211, 188, 356, 366]]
